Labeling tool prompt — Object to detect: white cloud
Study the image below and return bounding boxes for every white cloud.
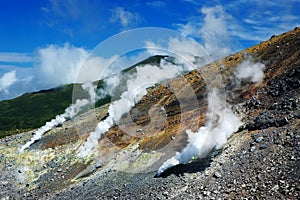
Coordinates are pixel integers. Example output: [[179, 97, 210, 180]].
[[199, 5, 232, 58], [76, 54, 119, 82], [144, 41, 166, 56], [0, 70, 17, 92], [0, 52, 32, 63], [0, 65, 35, 100], [243, 18, 257, 25], [173, 5, 235, 58], [36, 43, 88, 88], [175, 22, 199, 37], [110, 7, 141, 29], [36, 43, 119, 88], [175, 1, 300, 52], [181, 0, 202, 5], [0, 44, 120, 100], [228, 0, 300, 41], [146, 1, 165, 7]]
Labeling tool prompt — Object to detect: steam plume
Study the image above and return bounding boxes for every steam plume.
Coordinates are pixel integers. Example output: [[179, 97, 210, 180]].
[[78, 61, 185, 157], [235, 59, 265, 83], [19, 82, 97, 152], [157, 87, 242, 176], [157, 59, 265, 175], [97, 74, 120, 98]]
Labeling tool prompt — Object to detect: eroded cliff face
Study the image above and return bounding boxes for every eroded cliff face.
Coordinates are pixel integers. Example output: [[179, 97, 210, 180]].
[[0, 28, 299, 199]]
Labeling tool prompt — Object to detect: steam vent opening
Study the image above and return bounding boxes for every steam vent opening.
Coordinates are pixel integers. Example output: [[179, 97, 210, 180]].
[[155, 149, 222, 178]]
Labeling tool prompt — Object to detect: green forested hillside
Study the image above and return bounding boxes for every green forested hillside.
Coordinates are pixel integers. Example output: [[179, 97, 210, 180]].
[[0, 84, 77, 138], [0, 55, 169, 138]]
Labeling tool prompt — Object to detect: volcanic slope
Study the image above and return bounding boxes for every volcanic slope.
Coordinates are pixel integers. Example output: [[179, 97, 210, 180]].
[[0, 28, 299, 199]]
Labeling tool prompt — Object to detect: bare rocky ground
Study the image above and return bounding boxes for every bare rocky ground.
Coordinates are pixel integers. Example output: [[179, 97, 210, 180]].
[[0, 28, 299, 199]]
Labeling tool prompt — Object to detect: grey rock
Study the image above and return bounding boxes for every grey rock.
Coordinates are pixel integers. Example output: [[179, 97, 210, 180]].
[[214, 171, 222, 178], [255, 137, 263, 143], [162, 191, 169, 196], [250, 146, 256, 152], [290, 156, 296, 160], [271, 184, 279, 191], [203, 191, 210, 196], [259, 144, 267, 149]]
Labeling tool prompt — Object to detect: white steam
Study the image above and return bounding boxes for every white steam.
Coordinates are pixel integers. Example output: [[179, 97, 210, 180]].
[[145, 37, 211, 68], [168, 37, 212, 66], [235, 59, 265, 83], [78, 61, 185, 157], [157, 87, 242, 176], [19, 82, 97, 152], [157, 59, 266, 175], [97, 74, 120, 98]]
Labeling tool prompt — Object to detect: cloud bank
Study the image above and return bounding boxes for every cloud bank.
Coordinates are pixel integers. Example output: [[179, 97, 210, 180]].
[[0, 43, 118, 100], [0, 70, 17, 93], [0, 52, 32, 63], [36, 43, 89, 88]]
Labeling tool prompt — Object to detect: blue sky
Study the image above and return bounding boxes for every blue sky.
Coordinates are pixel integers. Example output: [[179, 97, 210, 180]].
[[0, 0, 299, 100]]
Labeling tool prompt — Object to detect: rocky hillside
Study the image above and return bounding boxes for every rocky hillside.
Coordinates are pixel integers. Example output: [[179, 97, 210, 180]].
[[0, 28, 299, 199]]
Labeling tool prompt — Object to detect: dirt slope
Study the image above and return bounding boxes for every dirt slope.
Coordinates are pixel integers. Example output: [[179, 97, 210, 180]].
[[0, 27, 299, 199]]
